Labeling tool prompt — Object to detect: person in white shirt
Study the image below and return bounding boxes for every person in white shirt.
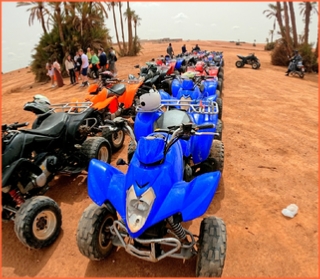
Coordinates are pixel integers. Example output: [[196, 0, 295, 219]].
[[79, 49, 89, 87], [65, 55, 76, 85]]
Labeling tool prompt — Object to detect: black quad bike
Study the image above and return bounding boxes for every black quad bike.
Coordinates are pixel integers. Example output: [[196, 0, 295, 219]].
[[2, 102, 113, 249], [235, 53, 261, 69], [24, 94, 126, 152]]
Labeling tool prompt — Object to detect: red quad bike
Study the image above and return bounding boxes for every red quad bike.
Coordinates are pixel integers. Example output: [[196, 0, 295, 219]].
[[187, 61, 223, 93]]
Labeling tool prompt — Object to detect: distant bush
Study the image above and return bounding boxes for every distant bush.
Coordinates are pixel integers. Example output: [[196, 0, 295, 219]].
[[297, 43, 317, 72], [271, 42, 289, 66], [264, 42, 275, 51]]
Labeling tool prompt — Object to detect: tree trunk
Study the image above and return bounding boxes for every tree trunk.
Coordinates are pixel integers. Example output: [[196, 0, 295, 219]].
[[288, 2, 298, 47], [283, 1, 292, 52], [126, 2, 133, 55], [112, 3, 123, 54], [276, 2, 286, 39], [39, 7, 48, 34], [55, 4, 65, 46], [119, 3, 127, 54], [315, 33, 319, 58], [304, 2, 312, 45]]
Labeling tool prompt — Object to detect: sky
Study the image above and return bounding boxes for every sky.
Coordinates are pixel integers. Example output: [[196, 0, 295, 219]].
[[2, 1, 318, 73]]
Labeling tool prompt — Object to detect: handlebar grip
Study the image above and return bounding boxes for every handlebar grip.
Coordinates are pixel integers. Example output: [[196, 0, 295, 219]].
[[13, 122, 29, 129], [197, 124, 214, 130]]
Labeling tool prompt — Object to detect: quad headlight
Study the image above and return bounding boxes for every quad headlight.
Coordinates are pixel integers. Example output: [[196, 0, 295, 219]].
[[126, 186, 156, 233]]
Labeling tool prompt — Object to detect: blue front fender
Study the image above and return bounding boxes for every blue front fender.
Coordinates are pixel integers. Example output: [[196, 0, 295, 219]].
[[151, 171, 221, 224], [87, 159, 126, 217]]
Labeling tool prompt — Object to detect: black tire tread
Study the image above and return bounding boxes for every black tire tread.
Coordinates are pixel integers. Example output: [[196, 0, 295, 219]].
[[127, 140, 136, 163], [81, 137, 111, 163], [102, 127, 125, 152], [196, 216, 227, 277], [216, 98, 223, 120], [210, 140, 225, 173], [214, 119, 223, 141], [76, 203, 117, 261], [14, 196, 62, 249]]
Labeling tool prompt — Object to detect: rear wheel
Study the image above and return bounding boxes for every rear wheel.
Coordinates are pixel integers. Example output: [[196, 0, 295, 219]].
[[252, 62, 259, 69], [76, 203, 118, 260], [196, 216, 227, 277], [210, 140, 224, 173], [216, 98, 223, 120], [235, 60, 244, 68], [14, 196, 62, 249], [81, 137, 112, 164], [215, 89, 221, 98], [102, 128, 125, 152], [214, 119, 223, 141]]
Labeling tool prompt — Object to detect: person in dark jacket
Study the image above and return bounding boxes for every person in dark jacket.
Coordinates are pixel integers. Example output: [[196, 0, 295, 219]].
[[107, 48, 116, 74], [98, 48, 107, 72], [192, 44, 201, 52], [285, 50, 302, 76], [181, 44, 187, 54]]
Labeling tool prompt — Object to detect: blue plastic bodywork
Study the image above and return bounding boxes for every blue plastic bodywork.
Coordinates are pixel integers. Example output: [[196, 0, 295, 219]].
[[87, 132, 221, 238]]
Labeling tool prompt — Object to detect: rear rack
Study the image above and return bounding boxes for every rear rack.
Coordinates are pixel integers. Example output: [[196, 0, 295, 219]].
[[49, 102, 93, 114], [137, 99, 218, 115]]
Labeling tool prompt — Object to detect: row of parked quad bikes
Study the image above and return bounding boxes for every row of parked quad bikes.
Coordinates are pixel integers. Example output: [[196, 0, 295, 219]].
[[2, 50, 227, 277]]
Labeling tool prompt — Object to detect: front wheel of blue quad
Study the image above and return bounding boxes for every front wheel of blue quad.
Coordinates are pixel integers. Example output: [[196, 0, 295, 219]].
[[196, 216, 227, 277], [76, 203, 118, 261], [210, 140, 224, 173]]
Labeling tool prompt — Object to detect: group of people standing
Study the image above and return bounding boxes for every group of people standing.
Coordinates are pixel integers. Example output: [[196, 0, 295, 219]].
[[166, 43, 202, 58], [46, 46, 117, 88]]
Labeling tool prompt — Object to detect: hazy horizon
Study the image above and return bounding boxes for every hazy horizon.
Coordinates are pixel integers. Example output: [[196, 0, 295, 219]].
[[2, 2, 318, 73]]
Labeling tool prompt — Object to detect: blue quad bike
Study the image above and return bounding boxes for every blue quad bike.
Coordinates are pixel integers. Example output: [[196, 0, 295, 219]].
[[160, 72, 223, 131], [131, 89, 224, 166], [76, 119, 227, 277]]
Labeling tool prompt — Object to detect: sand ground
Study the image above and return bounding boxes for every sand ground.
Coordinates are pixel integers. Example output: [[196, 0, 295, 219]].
[[1, 40, 318, 277]]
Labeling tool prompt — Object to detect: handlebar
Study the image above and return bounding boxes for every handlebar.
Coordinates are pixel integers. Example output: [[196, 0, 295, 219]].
[[2, 122, 29, 131]]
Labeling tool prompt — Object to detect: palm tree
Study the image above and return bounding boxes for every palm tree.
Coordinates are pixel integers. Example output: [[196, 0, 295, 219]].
[[288, 2, 298, 47], [108, 2, 123, 55], [48, 2, 65, 45], [118, 2, 127, 54], [16, 2, 49, 34], [299, 2, 318, 45], [132, 11, 141, 39], [124, 2, 134, 55], [263, 3, 285, 40]]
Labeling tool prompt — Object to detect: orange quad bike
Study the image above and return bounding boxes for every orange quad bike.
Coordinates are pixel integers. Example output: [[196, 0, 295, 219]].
[[73, 75, 150, 150]]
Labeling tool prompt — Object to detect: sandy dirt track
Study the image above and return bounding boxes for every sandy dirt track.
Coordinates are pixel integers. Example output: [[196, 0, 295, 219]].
[[1, 40, 318, 277]]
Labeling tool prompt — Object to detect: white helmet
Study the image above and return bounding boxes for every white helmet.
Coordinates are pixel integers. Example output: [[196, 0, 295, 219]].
[[139, 89, 161, 111], [33, 94, 51, 105]]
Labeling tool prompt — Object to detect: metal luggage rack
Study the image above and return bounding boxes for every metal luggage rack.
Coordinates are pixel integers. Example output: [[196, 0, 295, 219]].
[[160, 99, 218, 115], [49, 101, 93, 114], [137, 99, 218, 115]]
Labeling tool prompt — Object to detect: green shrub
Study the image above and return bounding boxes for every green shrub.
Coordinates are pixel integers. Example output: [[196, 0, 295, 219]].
[[271, 42, 289, 66], [297, 43, 317, 72]]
